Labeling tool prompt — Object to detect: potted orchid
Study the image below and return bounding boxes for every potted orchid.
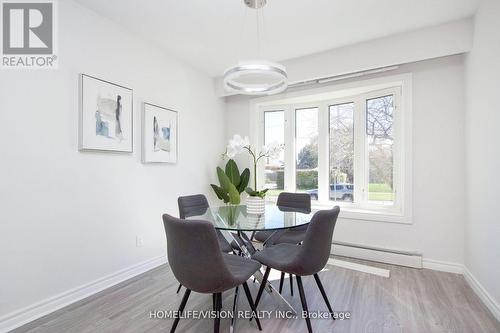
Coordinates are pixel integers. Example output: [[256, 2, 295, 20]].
[[224, 134, 284, 214]]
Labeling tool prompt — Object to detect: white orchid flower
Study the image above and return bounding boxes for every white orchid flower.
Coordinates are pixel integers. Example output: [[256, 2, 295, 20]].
[[225, 145, 238, 158], [233, 134, 250, 148], [225, 134, 250, 158]]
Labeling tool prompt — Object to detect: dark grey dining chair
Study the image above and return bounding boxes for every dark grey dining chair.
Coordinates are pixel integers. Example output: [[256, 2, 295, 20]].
[[253, 192, 311, 296], [162, 214, 263, 333], [252, 206, 340, 333], [253, 192, 311, 244], [176, 194, 235, 293], [178, 194, 234, 253]]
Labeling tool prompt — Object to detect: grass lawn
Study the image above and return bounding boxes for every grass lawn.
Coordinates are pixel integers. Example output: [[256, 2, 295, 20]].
[[368, 183, 394, 201], [368, 192, 394, 201], [267, 189, 284, 197]]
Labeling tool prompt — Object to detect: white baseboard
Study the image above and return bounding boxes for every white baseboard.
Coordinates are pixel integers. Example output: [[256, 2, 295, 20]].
[[463, 267, 500, 322], [327, 258, 391, 278], [330, 243, 470, 275], [0, 256, 166, 333], [422, 259, 464, 274], [331, 243, 423, 268]]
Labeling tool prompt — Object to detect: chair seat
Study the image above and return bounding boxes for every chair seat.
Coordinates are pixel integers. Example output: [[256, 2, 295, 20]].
[[222, 253, 261, 288], [252, 243, 303, 275], [275, 229, 306, 244], [254, 226, 307, 245], [216, 231, 233, 253], [217, 231, 245, 253], [254, 230, 274, 243]]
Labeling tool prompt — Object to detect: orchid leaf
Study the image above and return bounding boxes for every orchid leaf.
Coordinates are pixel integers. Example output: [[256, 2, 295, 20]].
[[238, 168, 250, 193], [211, 184, 229, 203], [227, 183, 241, 205], [217, 167, 240, 204], [225, 159, 241, 187]]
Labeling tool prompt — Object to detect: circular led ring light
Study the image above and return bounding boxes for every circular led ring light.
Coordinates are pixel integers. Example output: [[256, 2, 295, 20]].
[[223, 62, 288, 95]]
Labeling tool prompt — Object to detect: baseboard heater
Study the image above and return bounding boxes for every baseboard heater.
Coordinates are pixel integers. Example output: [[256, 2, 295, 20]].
[[331, 241, 423, 269]]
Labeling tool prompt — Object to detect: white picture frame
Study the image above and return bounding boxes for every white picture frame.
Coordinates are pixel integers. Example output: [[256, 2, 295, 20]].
[[142, 102, 178, 163], [79, 74, 133, 153]]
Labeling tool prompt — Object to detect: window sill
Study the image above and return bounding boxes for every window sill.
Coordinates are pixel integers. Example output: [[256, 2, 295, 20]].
[[314, 203, 411, 224], [266, 197, 412, 224]]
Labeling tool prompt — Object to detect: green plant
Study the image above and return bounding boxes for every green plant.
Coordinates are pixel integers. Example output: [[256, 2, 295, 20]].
[[244, 187, 268, 199], [210, 159, 250, 205], [224, 135, 284, 198]]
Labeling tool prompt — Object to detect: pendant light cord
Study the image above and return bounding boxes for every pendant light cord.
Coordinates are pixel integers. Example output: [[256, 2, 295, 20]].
[[234, 5, 248, 64], [256, 6, 262, 58]]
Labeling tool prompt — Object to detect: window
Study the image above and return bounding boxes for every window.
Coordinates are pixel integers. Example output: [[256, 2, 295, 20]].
[[264, 110, 285, 196], [329, 102, 354, 202], [295, 107, 319, 200], [366, 95, 394, 203], [257, 80, 409, 220]]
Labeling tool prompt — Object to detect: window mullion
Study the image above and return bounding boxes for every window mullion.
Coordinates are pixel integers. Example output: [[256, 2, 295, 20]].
[[393, 88, 402, 210], [284, 105, 295, 192], [353, 96, 366, 205], [317, 103, 329, 203], [257, 108, 266, 191]]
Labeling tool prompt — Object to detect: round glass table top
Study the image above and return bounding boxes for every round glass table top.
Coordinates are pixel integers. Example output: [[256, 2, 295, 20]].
[[185, 204, 313, 231]]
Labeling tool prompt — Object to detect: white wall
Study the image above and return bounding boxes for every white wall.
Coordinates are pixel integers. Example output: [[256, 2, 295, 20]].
[[464, 0, 500, 319], [225, 55, 466, 266], [0, 0, 225, 325]]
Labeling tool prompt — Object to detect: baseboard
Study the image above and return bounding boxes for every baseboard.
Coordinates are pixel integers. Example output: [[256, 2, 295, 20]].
[[0, 256, 167, 333], [328, 258, 391, 278], [463, 267, 500, 322], [331, 242, 423, 268], [422, 258, 464, 274]]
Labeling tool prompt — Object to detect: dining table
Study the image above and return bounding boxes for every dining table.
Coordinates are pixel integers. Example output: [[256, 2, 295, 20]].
[[186, 203, 314, 325]]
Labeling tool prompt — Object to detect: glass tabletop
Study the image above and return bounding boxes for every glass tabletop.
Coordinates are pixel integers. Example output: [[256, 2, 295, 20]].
[[186, 204, 313, 231]]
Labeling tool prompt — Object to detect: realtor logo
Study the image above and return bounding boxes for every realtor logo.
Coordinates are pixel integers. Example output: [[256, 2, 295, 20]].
[[1, 0, 57, 68]]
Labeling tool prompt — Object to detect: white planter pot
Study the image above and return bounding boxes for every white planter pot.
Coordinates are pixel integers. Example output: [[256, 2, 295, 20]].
[[246, 196, 265, 215]]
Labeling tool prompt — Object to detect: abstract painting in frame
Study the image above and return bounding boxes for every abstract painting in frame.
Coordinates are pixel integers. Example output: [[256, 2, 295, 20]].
[[79, 74, 133, 152], [142, 103, 178, 164]]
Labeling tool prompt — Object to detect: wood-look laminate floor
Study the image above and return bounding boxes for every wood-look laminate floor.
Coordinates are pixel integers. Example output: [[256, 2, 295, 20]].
[[11, 257, 500, 333]]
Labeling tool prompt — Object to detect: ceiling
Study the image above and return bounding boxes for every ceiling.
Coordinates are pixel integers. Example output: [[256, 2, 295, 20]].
[[74, 0, 480, 77]]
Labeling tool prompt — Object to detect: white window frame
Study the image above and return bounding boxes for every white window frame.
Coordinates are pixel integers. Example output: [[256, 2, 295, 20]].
[[251, 73, 413, 224]]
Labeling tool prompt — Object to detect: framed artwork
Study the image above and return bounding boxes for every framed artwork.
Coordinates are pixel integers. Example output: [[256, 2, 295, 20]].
[[142, 102, 178, 163], [79, 74, 133, 152]]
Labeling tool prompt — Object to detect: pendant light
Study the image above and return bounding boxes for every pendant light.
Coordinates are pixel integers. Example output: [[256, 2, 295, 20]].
[[223, 0, 288, 95]]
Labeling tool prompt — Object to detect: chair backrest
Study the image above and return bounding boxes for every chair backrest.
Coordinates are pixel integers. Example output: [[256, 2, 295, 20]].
[[162, 214, 234, 293], [276, 192, 311, 213], [296, 206, 340, 275], [178, 194, 209, 219]]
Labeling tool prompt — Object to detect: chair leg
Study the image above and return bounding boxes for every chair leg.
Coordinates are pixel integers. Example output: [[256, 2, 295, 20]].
[[214, 292, 221, 333], [296, 276, 313, 333], [176, 283, 182, 294], [230, 286, 240, 331], [170, 288, 191, 333], [254, 267, 271, 309], [212, 293, 216, 311], [289, 274, 294, 296], [242, 282, 262, 331], [313, 273, 335, 320], [279, 272, 285, 293]]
